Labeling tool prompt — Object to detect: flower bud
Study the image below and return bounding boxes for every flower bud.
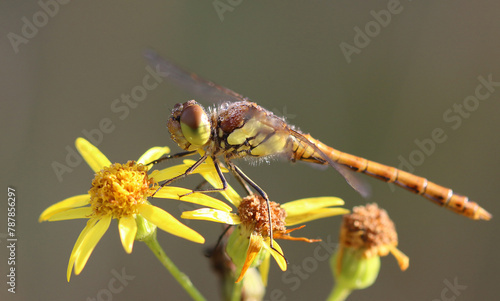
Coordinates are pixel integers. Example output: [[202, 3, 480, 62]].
[[135, 213, 157, 241], [328, 204, 408, 300]]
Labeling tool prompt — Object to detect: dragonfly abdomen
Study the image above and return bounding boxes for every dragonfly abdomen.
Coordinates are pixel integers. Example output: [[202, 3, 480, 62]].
[[296, 135, 491, 220]]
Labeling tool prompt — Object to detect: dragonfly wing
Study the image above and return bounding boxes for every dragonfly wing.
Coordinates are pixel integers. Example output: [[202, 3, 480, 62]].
[[290, 130, 371, 198], [144, 49, 248, 104], [330, 161, 371, 198]]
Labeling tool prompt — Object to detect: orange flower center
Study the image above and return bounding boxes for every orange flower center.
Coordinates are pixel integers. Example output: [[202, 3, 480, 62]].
[[340, 203, 398, 258], [88, 161, 156, 219], [238, 195, 287, 237]]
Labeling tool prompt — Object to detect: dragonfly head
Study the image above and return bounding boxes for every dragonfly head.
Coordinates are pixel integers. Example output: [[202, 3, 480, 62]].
[[167, 100, 211, 151]]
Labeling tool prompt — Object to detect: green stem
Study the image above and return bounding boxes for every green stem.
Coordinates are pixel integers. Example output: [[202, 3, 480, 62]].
[[143, 232, 206, 301], [229, 278, 244, 301], [326, 284, 352, 301]]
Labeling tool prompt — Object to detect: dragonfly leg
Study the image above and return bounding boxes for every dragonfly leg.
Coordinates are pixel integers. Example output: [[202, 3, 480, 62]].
[[179, 157, 251, 197], [146, 150, 197, 166], [152, 152, 209, 196], [225, 161, 253, 196], [178, 156, 230, 196], [225, 159, 286, 261]]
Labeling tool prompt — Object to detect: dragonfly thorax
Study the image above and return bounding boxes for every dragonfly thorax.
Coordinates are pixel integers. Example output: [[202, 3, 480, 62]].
[[167, 100, 212, 151]]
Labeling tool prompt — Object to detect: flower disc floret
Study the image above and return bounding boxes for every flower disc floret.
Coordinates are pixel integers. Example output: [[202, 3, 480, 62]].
[[238, 195, 287, 237], [89, 161, 156, 219], [340, 203, 398, 259]]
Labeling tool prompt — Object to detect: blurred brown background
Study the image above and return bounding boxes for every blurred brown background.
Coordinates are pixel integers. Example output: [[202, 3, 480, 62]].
[[1, 1, 499, 300]]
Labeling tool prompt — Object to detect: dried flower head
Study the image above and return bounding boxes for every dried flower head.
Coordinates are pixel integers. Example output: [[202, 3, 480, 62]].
[[340, 203, 406, 267], [183, 182, 348, 284], [237, 195, 287, 237], [329, 203, 409, 300]]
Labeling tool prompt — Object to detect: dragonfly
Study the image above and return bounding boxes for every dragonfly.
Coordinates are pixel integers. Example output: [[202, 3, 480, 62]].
[[144, 50, 491, 245]]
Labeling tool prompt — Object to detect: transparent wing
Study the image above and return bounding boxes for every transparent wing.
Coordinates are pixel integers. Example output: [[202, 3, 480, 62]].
[[144, 49, 248, 104], [290, 130, 372, 198], [145, 50, 371, 197]]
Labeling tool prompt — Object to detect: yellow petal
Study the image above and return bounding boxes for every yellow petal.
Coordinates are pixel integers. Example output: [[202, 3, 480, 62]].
[[151, 156, 240, 205], [194, 157, 241, 206], [281, 197, 345, 216], [262, 237, 287, 271], [154, 187, 232, 212], [181, 208, 240, 225], [152, 162, 223, 182], [236, 233, 263, 283], [39, 194, 90, 222], [137, 146, 170, 167], [47, 207, 93, 221], [118, 216, 137, 254], [199, 170, 242, 207], [67, 218, 99, 282], [389, 246, 410, 271], [182, 159, 229, 173], [74, 215, 112, 276], [139, 204, 204, 244], [285, 208, 350, 226], [259, 252, 271, 287], [75, 137, 112, 173]]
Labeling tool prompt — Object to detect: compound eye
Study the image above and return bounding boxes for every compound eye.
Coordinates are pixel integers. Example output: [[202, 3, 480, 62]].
[[180, 104, 211, 147]]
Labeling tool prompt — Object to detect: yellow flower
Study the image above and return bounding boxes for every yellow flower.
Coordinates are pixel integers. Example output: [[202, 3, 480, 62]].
[[39, 138, 231, 281], [180, 165, 349, 283]]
